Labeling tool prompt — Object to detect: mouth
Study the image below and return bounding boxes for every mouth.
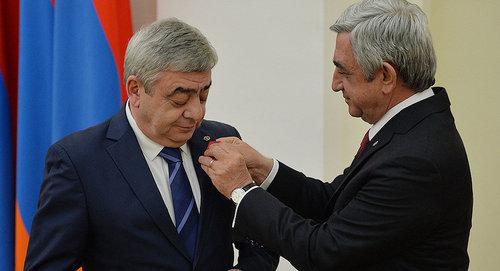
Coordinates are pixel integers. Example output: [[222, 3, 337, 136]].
[[176, 125, 196, 132]]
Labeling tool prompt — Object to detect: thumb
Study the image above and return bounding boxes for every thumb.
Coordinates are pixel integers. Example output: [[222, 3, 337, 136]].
[[216, 136, 240, 144]]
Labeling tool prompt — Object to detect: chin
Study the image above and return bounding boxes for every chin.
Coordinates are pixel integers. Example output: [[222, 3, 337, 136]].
[[348, 108, 361, 118], [176, 132, 195, 143], [167, 138, 190, 147]]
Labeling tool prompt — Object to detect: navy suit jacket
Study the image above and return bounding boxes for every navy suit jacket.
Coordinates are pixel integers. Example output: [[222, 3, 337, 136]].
[[233, 88, 472, 270], [25, 108, 277, 271]]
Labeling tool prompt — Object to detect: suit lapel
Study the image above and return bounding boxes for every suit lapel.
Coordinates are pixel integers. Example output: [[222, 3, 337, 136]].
[[188, 125, 216, 267], [105, 108, 191, 261], [344, 130, 392, 181], [327, 131, 393, 209]]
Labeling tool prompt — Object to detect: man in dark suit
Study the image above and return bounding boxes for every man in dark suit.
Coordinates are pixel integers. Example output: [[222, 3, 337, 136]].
[[24, 18, 277, 271], [199, 0, 472, 270]]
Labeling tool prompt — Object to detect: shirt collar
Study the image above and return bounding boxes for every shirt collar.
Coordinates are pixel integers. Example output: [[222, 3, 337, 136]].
[[125, 101, 188, 161], [369, 88, 434, 140]]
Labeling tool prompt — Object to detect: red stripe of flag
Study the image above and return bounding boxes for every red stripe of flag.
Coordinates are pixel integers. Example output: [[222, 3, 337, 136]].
[[1, 0, 19, 150], [93, 0, 132, 102]]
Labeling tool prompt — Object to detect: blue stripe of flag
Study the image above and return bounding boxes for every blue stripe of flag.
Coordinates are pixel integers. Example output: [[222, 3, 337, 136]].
[[17, 0, 55, 233], [51, 0, 121, 140], [0, 73, 14, 271], [17, 0, 121, 233]]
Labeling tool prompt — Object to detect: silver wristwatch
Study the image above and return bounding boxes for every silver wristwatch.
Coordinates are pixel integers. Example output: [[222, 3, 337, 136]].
[[230, 182, 257, 204]]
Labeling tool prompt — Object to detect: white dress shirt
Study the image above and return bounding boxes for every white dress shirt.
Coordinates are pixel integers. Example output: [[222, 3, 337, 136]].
[[125, 102, 201, 225]]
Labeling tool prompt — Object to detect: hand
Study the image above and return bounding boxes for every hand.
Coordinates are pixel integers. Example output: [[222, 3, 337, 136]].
[[199, 141, 254, 198], [215, 137, 273, 185]]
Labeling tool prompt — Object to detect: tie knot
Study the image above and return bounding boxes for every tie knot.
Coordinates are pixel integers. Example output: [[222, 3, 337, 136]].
[[356, 131, 370, 157], [159, 147, 182, 163]]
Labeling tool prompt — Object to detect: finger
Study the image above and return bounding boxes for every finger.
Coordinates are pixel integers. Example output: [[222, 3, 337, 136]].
[[200, 164, 211, 175], [216, 136, 240, 144], [204, 143, 230, 158], [210, 141, 242, 156], [213, 141, 234, 152], [200, 162, 216, 178], [199, 155, 215, 167]]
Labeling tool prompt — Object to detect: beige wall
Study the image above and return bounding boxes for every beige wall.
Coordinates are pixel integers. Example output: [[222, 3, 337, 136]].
[[324, 0, 371, 180], [130, 0, 156, 31], [425, 0, 500, 270], [325, 0, 500, 270]]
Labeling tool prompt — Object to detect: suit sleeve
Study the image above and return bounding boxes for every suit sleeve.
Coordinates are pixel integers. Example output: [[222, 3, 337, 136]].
[[224, 125, 279, 270], [24, 144, 88, 271], [234, 241, 279, 271], [267, 161, 345, 222], [233, 156, 444, 270]]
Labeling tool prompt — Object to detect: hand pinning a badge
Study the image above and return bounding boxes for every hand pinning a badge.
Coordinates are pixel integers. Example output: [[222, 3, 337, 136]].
[[199, 139, 254, 198]]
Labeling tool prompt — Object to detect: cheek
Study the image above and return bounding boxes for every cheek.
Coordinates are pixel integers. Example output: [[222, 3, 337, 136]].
[[347, 90, 368, 112], [151, 109, 181, 128], [201, 106, 206, 118], [356, 86, 381, 113]]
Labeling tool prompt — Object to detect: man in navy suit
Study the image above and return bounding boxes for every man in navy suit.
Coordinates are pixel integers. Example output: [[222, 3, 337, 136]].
[[200, 0, 472, 270], [24, 18, 277, 271]]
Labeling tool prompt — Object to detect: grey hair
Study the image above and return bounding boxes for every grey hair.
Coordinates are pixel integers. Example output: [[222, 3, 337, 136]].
[[124, 18, 218, 93], [330, 0, 436, 92]]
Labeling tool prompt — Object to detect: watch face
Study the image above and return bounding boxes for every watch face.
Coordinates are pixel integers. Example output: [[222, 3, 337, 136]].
[[231, 183, 256, 204], [231, 188, 245, 204]]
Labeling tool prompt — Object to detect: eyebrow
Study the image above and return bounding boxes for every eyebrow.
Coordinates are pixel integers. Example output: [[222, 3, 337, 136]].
[[333, 60, 346, 70], [170, 81, 212, 95], [202, 81, 212, 91]]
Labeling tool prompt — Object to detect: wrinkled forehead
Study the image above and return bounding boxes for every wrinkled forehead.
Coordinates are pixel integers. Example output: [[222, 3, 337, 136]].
[[156, 70, 212, 90]]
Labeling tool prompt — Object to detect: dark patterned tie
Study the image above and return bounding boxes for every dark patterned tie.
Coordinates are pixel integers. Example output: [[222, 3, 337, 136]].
[[355, 131, 370, 158], [159, 147, 199, 260]]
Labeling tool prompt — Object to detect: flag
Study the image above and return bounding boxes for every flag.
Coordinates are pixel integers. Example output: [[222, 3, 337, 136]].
[[16, 1, 132, 270], [0, 70, 14, 271], [0, 0, 19, 270]]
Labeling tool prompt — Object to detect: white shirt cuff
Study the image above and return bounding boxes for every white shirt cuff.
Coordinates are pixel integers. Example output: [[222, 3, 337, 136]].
[[260, 158, 279, 190], [231, 159, 279, 228], [232, 186, 260, 228]]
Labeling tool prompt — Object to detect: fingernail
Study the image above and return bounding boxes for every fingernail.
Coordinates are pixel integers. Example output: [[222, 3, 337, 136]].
[[208, 140, 217, 147]]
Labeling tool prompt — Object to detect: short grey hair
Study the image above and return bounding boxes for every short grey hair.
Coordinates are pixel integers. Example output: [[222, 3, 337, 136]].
[[331, 0, 436, 92], [124, 18, 218, 93]]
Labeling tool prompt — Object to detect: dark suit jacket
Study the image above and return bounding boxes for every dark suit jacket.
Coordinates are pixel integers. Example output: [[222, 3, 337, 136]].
[[233, 87, 472, 270], [25, 108, 278, 271]]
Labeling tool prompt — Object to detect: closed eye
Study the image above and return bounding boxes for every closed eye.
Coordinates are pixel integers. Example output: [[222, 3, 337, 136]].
[[167, 93, 190, 107], [200, 89, 209, 103]]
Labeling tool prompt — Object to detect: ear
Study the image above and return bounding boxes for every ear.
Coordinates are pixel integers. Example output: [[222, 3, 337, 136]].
[[126, 75, 141, 107], [380, 62, 397, 95]]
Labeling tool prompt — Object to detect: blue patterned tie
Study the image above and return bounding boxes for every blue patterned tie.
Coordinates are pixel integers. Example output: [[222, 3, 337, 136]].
[[159, 147, 199, 260]]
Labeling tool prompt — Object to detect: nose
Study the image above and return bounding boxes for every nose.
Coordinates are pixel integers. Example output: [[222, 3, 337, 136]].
[[183, 97, 205, 120], [331, 69, 342, 92]]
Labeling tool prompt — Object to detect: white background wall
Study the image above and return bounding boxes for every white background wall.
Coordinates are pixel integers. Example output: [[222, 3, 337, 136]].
[[157, 1, 327, 270]]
